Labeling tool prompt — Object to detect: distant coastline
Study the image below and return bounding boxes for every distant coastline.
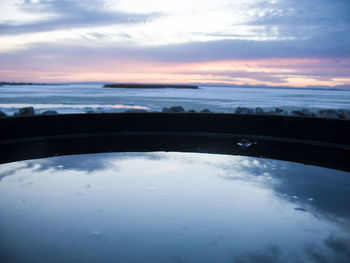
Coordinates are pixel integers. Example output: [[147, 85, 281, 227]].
[[0, 82, 60, 86], [103, 83, 198, 89]]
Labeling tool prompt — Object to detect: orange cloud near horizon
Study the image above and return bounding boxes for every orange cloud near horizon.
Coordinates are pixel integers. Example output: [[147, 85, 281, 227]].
[[1, 58, 349, 88]]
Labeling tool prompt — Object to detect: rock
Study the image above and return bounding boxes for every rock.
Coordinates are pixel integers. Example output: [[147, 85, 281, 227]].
[[274, 108, 285, 114], [291, 108, 312, 117], [170, 106, 185, 113], [255, 107, 264, 115], [318, 109, 339, 119], [86, 109, 104, 114], [235, 107, 254, 114], [14, 107, 35, 117], [187, 109, 196, 113], [0, 111, 7, 117], [163, 106, 185, 113], [291, 110, 303, 117], [337, 109, 350, 119], [41, 110, 58, 115], [234, 107, 243, 114], [200, 109, 211, 113], [124, 109, 147, 113]]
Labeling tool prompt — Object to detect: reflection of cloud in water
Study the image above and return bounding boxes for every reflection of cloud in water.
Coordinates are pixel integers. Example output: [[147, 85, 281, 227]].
[[16, 152, 165, 175], [234, 245, 283, 263], [164, 153, 350, 261], [214, 156, 350, 224], [304, 235, 350, 263], [0, 162, 28, 180], [1, 152, 350, 262], [2, 153, 349, 224], [323, 235, 350, 262], [233, 235, 350, 263]]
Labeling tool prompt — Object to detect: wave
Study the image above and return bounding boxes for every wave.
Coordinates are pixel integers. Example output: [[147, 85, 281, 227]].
[[0, 103, 150, 110]]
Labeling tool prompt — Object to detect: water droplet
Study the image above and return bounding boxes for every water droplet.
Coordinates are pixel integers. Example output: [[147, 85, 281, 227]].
[[292, 195, 298, 199], [236, 139, 253, 149], [308, 198, 314, 201], [294, 207, 306, 212], [57, 165, 64, 168]]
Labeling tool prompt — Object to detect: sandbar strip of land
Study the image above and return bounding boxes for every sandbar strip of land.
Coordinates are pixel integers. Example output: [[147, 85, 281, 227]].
[[103, 84, 198, 89]]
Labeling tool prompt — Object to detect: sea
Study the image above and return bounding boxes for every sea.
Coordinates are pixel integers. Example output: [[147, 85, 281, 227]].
[[1, 83, 350, 115], [1, 83, 350, 262]]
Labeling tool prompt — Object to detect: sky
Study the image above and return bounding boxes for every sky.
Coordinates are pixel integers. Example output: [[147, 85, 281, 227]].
[[0, 0, 350, 88]]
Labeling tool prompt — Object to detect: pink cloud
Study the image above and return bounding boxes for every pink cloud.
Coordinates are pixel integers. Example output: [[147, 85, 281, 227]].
[[1, 58, 349, 88]]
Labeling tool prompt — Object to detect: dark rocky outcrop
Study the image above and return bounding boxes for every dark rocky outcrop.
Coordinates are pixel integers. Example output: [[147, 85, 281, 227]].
[[4, 106, 350, 120], [162, 106, 185, 113], [337, 110, 350, 119], [124, 109, 148, 113], [14, 107, 35, 117], [86, 109, 105, 114], [318, 109, 338, 119], [291, 109, 312, 117], [275, 108, 284, 114], [41, 110, 58, 115], [255, 107, 264, 115], [235, 107, 254, 114]]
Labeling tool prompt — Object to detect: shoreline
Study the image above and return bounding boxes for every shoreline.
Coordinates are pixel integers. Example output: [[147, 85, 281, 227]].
[[1, 106, 350, 120]]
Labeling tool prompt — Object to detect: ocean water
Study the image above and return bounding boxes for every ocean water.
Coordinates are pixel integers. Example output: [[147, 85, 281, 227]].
[[1, 152, 350, 263], [1, 84, 350, 115]]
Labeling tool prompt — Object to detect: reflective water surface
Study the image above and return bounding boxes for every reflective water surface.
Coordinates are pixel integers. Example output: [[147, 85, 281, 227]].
[[0, 152, 350, 263]]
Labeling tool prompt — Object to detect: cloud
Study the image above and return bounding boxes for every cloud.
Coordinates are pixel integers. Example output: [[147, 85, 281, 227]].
[[2, 34, 350, 62], [0, 0, 349, 85], [248, 0, 350, 38], [0, 0, 159, 35], [1, 0, 349, 59], [0, 41, 349, 87], [151, 35, 350, 62]]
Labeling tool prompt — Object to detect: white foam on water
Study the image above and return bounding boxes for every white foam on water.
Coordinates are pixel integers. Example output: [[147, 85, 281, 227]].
[[0, 103, 150, 110]]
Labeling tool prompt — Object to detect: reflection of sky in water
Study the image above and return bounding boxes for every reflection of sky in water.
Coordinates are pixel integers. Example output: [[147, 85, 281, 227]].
[[0, 152, 349, 263]]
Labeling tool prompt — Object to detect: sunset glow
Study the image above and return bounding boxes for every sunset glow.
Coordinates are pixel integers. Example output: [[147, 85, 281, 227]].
[[0, 0, 349, 88]]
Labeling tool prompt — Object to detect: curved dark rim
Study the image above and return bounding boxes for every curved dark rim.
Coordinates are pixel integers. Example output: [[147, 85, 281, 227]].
[[1, 113, 350, 171]]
